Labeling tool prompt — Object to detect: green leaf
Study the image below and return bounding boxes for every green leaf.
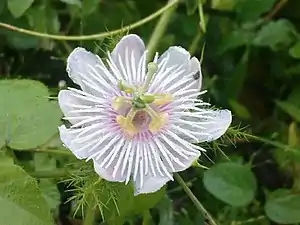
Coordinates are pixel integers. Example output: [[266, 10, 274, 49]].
[[252, 20, 296, 51], [218, 29, 254, 54], [157, 197, 174, 225], [39, 179, 60, 211], [0, 0, 6, 15], [82, 0, 101, 16], [287, 86, 300, 109], [59, 0, 81, 6], [0, 79, 62, 149], [289, 41, 300, 59], [34, 154, 56, 172], [25, 4, 60, 50], [203, 162, 257, 207], [185, 0, 197, 15], [265, 190, 300, 224], [212, 0, 236, 10], [276, 100, 300, 123], [7, 0, 34, 18], [235, 0, 276, 21], [229, 99, 251, 120], [26, 5, 60, 33], [0, 156, 53, 225], [224, 50, 249, 99], [103, 183, 166, 225]]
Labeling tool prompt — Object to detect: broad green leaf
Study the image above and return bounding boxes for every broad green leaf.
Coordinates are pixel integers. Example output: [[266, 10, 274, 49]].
[[229, 99, 251, 120], [185, 0, 197, 15], [203, 162, 256, 207], [235, 0, 276, 21], [289, 41, 300, 59], [59, 0, 81, 6], [26, 5, 60, 33], [285, 64, 300, 76], [158, 197, 174, 225], [0, 151, 14, 165], [103, 182, 166, 225], [0, 80, 62, 149], [7, 0, 34, 18], [224, 50, 249, 99], [287, 86, 300, 108], [276, 100, 300, 123], [82, 0, 101, 16], [265, 190, 300, 224], [39, 179, 60, 210], [0, 0, 6, 15], [252, 20, 296, 51], [212, 0, 236, 10], [218, 29, 254, 54], [26, 5, 60, 50], [0, 156, 53, 225], [34, 153, 56, 172]]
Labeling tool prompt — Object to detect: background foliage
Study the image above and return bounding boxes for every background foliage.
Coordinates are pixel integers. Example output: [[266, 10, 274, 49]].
[[1, 0, 300, 224]]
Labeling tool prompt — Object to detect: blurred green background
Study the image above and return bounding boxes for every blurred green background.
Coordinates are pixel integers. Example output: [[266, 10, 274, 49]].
[[1, 0, 300, 224]]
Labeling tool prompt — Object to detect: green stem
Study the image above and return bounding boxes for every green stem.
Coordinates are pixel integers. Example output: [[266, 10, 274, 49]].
[[83, 196, 97, 225], [174, 173, 218, 225], [198, 0, 207, 33], [188, 30, 202, 55], [0, 0, 179, 41], [231, 215, 266, 225], [146, 0, 178, 60], [243, 132, 300, 153]]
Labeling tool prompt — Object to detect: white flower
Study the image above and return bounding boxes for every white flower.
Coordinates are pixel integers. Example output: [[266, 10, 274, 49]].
[[58, 34, 232, 195]]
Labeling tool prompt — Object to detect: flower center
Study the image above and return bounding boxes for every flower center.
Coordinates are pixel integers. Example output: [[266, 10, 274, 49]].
[[113, 61, 173, 138], [132, 110, 151, 130], [115, 105, 169, 138]]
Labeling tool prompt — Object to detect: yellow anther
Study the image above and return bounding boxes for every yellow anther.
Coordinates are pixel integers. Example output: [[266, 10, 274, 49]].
[[149, 112, 169, 133], [140, 94, 155, 104], [153, 94, 173, 106], [112, 97, 126, 111], [118, 80, 135, 94], [116, 115, 138, 138]]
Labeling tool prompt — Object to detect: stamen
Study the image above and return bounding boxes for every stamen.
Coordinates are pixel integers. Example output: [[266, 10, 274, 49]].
[[153, 93, 173, 106], [141, 62, 158, 93], [116, 108, 138, 137], [118, 80, 135, 94], [112, 96, 127, 111], [146, 105, 169, 133]]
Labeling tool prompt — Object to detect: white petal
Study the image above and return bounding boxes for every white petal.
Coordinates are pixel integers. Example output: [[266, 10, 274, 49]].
[[67, 47, 115, 96], [58, 125, 91, 159], [59, 124, 116, 160], [111, 34, 145, 83], [150, 46, 201, 98], [189, 57, 202, 91], [93, 159, 126, 182], [58, 90, 95, 124], [175, 109, 232, 143], [134, 173, 171, 196], [159, 46, 190, 67], [156, 133, 201, 172]]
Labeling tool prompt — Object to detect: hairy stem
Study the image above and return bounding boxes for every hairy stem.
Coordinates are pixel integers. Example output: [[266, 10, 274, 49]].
[[83, 195, 97, 225], [0, 0, 179, 41], [147, 0, 178, 59], [174, 173, 218, 225]]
